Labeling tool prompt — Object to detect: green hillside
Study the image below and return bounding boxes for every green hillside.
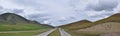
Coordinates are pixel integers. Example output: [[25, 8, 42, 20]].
[[0, 13, 29, 24], [0, 13, 53, 31]]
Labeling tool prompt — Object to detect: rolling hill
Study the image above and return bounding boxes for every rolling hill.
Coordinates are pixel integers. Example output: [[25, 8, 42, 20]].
[[60, 20, 92, 30], [60, 13, 120, 36], [0, 13, 29, 24], [77, 13, 120, 32], [60, 13, 120, 30], [0, 13, 54, 31]]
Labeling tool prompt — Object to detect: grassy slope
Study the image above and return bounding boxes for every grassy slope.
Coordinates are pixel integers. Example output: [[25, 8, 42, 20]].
[[0, 13, 53, 36], [48, 29, 61, 36], [61, 13, 120, 30], [0, 23, 52, 36], [61, 20, 92, 30], [0, 23, 51, 31], [0, 13, 53, 31], [60, 13, 120, 36]]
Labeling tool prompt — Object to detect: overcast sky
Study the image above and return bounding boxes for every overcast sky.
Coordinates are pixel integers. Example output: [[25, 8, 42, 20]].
[[0, 0, 120, 26]]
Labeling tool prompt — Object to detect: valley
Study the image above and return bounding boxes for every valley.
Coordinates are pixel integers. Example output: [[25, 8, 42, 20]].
[[0, 13, 120, 36]]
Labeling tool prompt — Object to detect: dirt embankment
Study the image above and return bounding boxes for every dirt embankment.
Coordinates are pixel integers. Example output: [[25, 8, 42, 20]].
[[100, 32, 120, 36], [78, 22, 120, 32]]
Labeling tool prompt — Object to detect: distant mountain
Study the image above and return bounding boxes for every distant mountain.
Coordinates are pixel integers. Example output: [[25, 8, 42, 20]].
[[0, 13, 29, 24], [60, 20, 92, 30], [29, 20, 54, 28], [62, 20, 92, 26], [60, 13, 120, 30], [0, 13, 54, 28]]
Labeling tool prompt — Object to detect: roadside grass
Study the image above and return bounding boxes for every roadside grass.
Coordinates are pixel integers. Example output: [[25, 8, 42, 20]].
[[0, 24, 50, 31], [66, 30, 102, 36], [0, 29, 49, 36], [48, 29, 61, 36]]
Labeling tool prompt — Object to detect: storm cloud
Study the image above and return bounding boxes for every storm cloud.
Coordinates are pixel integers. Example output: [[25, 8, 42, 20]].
[[86, 0, 119, 11], [0, 6, 3, 10]]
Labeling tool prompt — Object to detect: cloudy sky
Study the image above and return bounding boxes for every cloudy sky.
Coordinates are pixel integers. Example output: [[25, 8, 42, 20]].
[[0, 0, 120, 26]]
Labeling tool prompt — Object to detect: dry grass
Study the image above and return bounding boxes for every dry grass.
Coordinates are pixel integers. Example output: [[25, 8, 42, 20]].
[[48, 29, 61, 36], [60, 13, 120, 36], [66, 30, 101, 36], [78, 22, 120, 32], [61, 13, 120, 30]]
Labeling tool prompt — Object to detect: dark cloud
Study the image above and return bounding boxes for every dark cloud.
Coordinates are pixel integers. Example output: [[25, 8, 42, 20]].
[[28, 14, 51, 19], [27, 14, 52, 23], [11, 9, 24, 13], [87, 12, 114, 22], [86, 0, 118, 11], [89, 12, 114, 18], [10, 0, 43, 8], [0, 6, 3, 10], [0, 7, 24, 15], [89, 13, 112, 18], [0, 6, 5, 14], [0, 6, 24, 14]]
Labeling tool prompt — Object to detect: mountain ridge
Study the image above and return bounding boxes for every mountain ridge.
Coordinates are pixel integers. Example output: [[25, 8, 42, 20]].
[[60, 13, 120, 30], [0, 12, 55, 31]]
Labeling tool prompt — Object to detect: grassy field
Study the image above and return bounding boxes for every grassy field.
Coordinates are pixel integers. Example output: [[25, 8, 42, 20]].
[[48, 29, 61, 36], [0, 24, 51, 31], [0, 29, 49, 36], [0, 23, 52, 36], [0, 13, 53, 36]]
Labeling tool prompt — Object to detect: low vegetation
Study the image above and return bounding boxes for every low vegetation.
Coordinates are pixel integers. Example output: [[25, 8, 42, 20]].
[[66, 30, 102, 36], [0, 13, 53, 31], [0, 24, 51, 31], [48, 29, 61, 36], [0, 29, 49, 36]]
